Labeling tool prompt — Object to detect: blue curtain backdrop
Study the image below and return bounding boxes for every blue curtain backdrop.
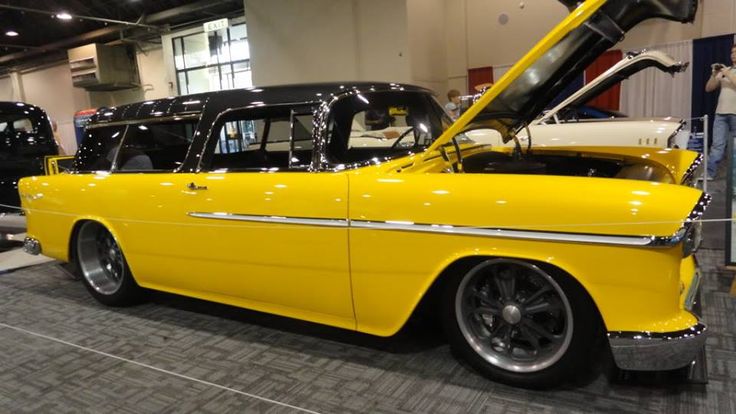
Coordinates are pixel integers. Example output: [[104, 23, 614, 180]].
[[692, 34, 735, 137]]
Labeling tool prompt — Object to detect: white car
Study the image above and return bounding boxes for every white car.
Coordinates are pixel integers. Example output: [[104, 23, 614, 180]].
[[465, 50, 690, 149]]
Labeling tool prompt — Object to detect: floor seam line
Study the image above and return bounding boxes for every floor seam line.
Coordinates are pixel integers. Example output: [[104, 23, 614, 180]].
[[0, 321, 324, 414]]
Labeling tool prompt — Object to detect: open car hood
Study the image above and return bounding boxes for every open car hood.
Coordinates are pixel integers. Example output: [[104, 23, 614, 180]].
[[536, 50, 688, 124], [427, 0, 697, 151]]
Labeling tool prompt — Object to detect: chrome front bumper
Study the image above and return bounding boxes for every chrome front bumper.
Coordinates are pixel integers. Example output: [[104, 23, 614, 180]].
[[607, 322, 706, 371], [607, 269, 706, 372]]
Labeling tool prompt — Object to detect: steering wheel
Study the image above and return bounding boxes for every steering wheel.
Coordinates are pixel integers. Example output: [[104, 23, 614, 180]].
[[390, 127, 416, 149]]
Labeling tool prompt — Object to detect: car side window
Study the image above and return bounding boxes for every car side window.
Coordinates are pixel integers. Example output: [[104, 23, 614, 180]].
[[200, 105, 315, 172], [74, 126, 126, 172], [114, 121, 196, 172], [326, 91, 446, 166]]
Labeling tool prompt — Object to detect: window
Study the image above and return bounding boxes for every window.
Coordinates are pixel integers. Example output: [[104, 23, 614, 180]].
[[326, 91, 447, 165], [74, 126, 125, 172], [73, 121, 196, 173], [173, 23, 252, 94], [116, 121, 196, 172], [201, 106, 316, 172]]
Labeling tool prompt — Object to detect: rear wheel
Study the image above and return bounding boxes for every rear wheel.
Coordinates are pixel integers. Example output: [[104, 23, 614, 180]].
[[442, 258, 599, 388], [75, 221, 143, 306]]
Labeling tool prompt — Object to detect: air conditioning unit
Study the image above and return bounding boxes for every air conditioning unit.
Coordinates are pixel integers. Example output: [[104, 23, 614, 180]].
[[68, 44, 138, 91]]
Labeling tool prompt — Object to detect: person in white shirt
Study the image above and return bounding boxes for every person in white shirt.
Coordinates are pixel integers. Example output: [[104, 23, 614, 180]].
[[705, 45, 736, 180]]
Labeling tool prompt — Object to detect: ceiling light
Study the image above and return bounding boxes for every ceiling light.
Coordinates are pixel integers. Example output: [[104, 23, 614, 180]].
[[56, 12, 73, 20], [5, 31, 18, 37]]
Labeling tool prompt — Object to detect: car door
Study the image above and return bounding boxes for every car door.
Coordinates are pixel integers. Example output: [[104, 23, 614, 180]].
[[167, 106, 355, 330]]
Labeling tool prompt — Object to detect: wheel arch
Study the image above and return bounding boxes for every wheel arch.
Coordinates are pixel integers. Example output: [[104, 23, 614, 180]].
[[67, 217, 128, 264], [411, 253, 607, 333]]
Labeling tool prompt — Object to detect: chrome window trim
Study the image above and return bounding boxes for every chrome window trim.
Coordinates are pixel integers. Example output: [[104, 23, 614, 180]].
[[186, 212, 694, 247], [88, 113, 202, 129]]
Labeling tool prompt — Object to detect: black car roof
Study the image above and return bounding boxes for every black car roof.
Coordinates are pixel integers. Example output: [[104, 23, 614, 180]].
[[0, 101, 50, 118], [90, 82, 433, 125]]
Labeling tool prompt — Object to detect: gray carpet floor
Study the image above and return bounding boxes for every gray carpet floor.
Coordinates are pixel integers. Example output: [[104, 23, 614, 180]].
[[0, 177, 734, 413]]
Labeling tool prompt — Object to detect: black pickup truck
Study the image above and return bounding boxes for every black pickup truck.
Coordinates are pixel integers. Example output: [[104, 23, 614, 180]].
[[0, 102, 58, 212]]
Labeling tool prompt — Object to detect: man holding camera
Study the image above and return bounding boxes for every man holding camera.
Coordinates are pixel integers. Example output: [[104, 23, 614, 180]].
[[705, 45, 736, 181]]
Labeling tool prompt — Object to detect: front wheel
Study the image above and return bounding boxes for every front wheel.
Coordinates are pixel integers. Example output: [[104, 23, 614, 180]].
[[75, 221, 144, 306], [442, 258, 600, 388]]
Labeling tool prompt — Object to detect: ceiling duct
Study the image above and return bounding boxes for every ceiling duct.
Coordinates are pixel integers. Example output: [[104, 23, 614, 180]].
[[67, 43, 139, 91]]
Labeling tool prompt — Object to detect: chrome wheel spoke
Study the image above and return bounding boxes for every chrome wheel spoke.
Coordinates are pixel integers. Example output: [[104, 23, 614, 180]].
[[522, 285, 551, 305], [525, 300, 560, 315], [473, 306, 500, 317], [471, 286, 501, 308], [518, 325, 542, 353], [522, 318, 560, 342]]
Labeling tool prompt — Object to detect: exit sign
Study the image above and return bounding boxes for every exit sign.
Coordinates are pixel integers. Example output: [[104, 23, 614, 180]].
[[204, 18, 229, 33]]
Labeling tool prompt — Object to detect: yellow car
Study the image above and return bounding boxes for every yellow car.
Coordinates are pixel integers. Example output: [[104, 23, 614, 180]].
[[20, 0, 705, 388]]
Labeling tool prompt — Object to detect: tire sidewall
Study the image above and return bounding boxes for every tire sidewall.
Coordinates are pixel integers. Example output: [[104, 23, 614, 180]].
[[75, 222, 144, 307], [441, 259, 599, 389]]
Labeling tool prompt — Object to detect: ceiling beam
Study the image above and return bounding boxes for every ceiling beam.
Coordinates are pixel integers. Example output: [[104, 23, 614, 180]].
[[141, 0, 241, 24], [0, 0, 243, 68], [0, 4, 160, 30], [0, 26, 121, 65]]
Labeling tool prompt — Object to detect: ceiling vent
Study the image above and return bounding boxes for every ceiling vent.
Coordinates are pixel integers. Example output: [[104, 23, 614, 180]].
[[68, 44, 138, 91]]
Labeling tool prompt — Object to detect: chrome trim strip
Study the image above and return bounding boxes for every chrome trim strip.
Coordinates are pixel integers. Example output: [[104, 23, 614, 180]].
[[687, 192, 711, 222], [681, 152, 704, 185], [607, 322, 707, 371], [186, 211, 708, 248], [188, 212, 349, 228], [88, 113, 201, 129], [685, 269, 701, 312], [349, 220, 655, 246]]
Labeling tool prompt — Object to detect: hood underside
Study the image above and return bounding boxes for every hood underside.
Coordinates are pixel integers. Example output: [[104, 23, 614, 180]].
[[428, 0, 698, 151], [537, 49, 687, 124]]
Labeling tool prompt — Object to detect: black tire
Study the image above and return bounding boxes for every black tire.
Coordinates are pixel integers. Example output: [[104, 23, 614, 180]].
[[441, 258, 600, 389], [74, 221, 144, 306]]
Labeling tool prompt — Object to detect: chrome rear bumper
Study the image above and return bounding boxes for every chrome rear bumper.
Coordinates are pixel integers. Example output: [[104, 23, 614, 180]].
[[23, 237, 41, 255]]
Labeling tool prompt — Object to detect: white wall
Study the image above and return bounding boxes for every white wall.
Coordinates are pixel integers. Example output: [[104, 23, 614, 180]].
[[445, 0, 468, 95], [700, 0, 736, 38], [244, 0, 411, 86], [0, 76, 13, 101], [619, 9, 704, 51], [407, 0, 447, 94], [356, 0, 411, 83], [90, 46, 172, 108], [463, 0, 567, 69], [0, 45, 169, 154], [21, 63, 91, 154]]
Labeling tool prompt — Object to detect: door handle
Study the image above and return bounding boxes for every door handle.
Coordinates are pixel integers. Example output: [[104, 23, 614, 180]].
[[187, 182, 208, 191]]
